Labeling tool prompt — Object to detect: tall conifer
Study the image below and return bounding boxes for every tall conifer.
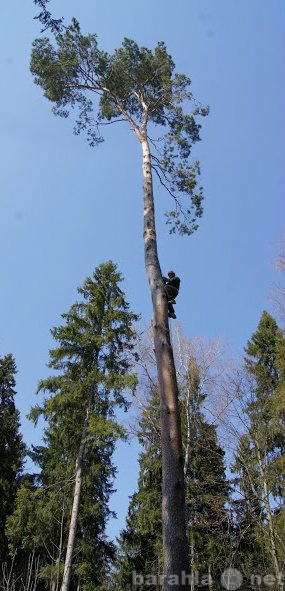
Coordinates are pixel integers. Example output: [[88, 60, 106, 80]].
[[181, 355, 230, 586], [7, 262, 138, 591], [116, 388, 162, 591], [0, 354, 25, 565], [232, 311, 285, 585], [115, 342, 230, 589]]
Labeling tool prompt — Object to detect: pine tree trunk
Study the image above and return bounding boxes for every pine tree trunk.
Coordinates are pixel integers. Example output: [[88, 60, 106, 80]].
[[141, 136, 189, 590], [61, 405, 90, 591]]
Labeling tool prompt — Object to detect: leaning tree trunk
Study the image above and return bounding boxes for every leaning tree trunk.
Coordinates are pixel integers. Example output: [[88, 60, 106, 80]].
[[61, 400, 91, 591], [140, 134, 190, 590]]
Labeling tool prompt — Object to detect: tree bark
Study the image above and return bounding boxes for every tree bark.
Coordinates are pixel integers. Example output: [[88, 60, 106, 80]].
[[61, 404, 90, 591], [255, 444, 283, 589], [141, 136, 189, 590]]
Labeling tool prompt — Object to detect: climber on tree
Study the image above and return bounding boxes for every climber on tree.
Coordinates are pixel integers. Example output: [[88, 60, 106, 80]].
[[163, 270, 180, 319]]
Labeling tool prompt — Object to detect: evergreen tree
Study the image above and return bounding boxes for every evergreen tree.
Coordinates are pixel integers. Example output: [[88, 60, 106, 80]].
[[0, 354, 25, 565], [30, 19, 209, 587], [181, 355, 230, 588], [232, 311, 285, 586], [231, 438, 269, 583], [7, 262, 138, 591], [115, 388, 162, 591], [115, 338, 230, 590]]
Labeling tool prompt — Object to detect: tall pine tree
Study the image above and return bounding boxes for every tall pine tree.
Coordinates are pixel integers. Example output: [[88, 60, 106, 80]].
[[30, 20, 209, 586]]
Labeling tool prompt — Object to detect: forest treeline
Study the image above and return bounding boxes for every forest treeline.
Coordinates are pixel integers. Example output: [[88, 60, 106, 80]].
[[0, 261, 284, 591]]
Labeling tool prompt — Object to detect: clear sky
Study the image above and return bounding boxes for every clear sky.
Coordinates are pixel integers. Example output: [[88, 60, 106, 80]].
[[1, 0, 284, 540]]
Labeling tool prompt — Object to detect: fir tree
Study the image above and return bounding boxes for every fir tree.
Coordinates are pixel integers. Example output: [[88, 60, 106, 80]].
[[232, 311, 285, 586], [115, 338, 230, 590], [115, 388, 162, 591], [0, 354, 25, 565], [7, 262, 138, 591], [181, 355, 230, 587]]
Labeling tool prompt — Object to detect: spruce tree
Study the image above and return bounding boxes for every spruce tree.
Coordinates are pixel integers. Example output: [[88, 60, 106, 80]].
[[115, 388, 162, 591], [181, 355, 230, 587], [232, 311, 285, 586], [115, 339, 230, 590], [7, 262, 138, 591], [0, 354, 25, 565]]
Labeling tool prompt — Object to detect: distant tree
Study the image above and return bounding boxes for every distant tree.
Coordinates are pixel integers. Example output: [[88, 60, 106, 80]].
[[230, 437, 270, 581], [30, 19, 209, 587], [0, 354, 25, 565], [180, 353, 231, 588], [270, 235, 285, 328], [7, 262, 138, 591], [115, 333, 230, 591], [115, 387, 162, 591], [231, 311, 285, 587]]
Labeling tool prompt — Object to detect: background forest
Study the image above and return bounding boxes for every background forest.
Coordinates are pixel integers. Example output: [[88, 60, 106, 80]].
[[1, 1, 284, 590], [1, 264, 285, 590]]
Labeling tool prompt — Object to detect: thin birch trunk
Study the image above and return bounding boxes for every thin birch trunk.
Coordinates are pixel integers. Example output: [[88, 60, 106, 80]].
[[255, 445, 282, 588], [208, 564, 213, 591], [190, 536, 195, 591], [61, 403, 90, 591], [184, 384, 191, 478], [57, 478, 68, 591], [140, 133, 189, 590]]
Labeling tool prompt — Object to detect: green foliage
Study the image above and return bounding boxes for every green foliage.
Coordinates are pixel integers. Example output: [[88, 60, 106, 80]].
[[115, 388, 162, 591], [114, 352, 230, 589], [0, 354, 25, 564], [30, 19, 209, 235], [99, 38, 175, 123], [245, 311, 281, 397], [243, 311, 285, 498], [232, 311, 285, 576], [181, 356, 231, 582], [34, 0, 64, 34], [7, 262, 139, 590]]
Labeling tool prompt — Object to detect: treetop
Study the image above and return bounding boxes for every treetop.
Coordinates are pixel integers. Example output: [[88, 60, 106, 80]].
[[30, 19, 209, 235]]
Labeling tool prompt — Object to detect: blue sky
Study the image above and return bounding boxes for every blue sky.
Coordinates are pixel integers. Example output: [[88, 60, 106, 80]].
[[1, 0, 284, 540]]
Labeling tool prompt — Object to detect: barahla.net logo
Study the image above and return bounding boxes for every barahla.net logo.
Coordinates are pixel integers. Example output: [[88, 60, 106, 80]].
[[132, 568, 285, 589]]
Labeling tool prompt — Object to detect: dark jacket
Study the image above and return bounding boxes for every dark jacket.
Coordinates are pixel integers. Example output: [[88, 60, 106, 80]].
[[163, 275, 181, 294]]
